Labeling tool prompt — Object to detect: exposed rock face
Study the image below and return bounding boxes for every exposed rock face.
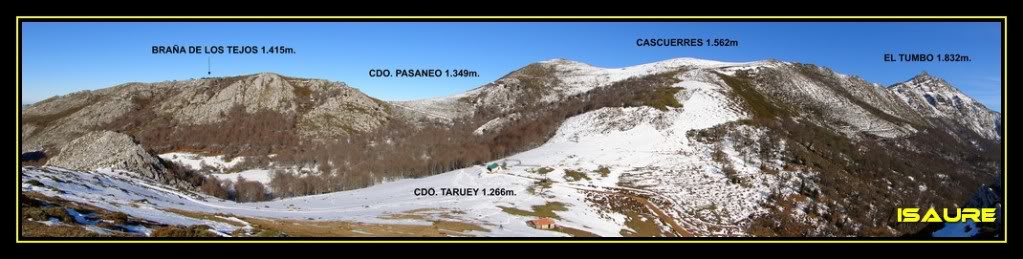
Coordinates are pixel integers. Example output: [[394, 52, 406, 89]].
[[299, 94, 389, 139], [20, 87, 139, 151], [889, 72, 1002, 139], [46, 131, 167, 182], [21, 73, 393, 152], [158, 73, 299, 125]]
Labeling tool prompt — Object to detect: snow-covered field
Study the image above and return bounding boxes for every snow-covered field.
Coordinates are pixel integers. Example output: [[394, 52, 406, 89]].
[[24, 162, 640, 237], [209, 170, 273, 185], [157, 152, 286, 186], [159, 152, 244, 173]]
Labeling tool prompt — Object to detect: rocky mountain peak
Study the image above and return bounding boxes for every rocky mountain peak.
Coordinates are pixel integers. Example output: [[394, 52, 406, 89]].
[[891, 72, 978, 108], [912, 70, 932, 79], [887, 72, 1000, 139], [899, 71, 957, 92]]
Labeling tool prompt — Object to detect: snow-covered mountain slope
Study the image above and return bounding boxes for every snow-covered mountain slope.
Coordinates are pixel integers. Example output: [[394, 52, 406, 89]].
[[395, 57, 775, 119], [532, 58, 769, 97], [21, 65, 804, 237], [20, 57, 1002, 237], [397, 57, 1000, 143], [503, 71, 804, 235], [888, 72, 1001, 139]]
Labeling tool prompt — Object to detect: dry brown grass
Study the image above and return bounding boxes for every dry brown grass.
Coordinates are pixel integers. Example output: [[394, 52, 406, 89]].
[[552, 225, 599, 237], [378, 208, 464, 220], [161, 207, 489, 237], [241, 216, 487, 237], [21, 221, 101, 237]]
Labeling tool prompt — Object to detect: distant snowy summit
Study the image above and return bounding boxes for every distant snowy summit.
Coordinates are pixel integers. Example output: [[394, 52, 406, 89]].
[[889, 71, 1001, 139]]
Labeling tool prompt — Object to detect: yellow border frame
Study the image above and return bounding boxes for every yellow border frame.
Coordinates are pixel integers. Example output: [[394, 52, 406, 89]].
[[14, 16, 1007, 244]]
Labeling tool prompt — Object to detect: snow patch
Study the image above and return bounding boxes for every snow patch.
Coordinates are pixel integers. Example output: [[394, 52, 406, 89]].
[[159, 152, 244, 173]]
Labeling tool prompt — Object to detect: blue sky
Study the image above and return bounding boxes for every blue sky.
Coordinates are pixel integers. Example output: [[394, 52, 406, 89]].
[[21, 22, 1002, 111]]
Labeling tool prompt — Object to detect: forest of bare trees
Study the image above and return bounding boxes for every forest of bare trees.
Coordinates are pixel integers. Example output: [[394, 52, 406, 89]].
[[109, 70, 688, 201], [261, 71, 686, 198]]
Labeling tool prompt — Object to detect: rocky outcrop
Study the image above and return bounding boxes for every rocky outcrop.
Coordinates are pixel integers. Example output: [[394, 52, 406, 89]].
[[299, 94, 389, 139], [158, 73, 299, 125], [46, 131, 167, 182], [21, 73, 394, 152]]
